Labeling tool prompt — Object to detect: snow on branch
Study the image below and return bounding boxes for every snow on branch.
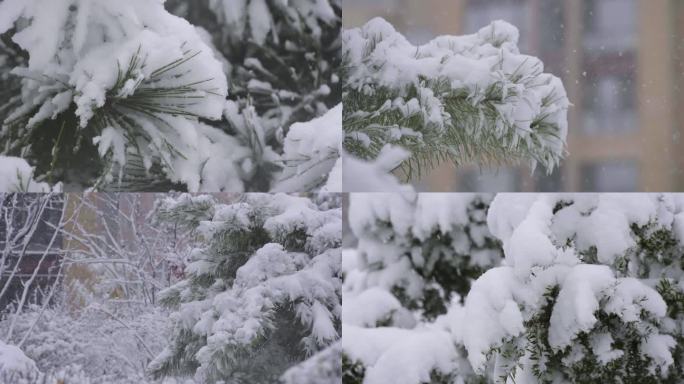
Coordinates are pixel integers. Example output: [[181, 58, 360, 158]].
[[343, 18, 569, 183]]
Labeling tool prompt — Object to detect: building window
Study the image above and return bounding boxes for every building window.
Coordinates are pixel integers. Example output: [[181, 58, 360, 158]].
[[582, 73, 636, 134], [581, 161, 638, 192], [583, 0, 637, 53], [539, 0, 565, 54], [457, 167, 521, 192], [0, 195, 64, 309]]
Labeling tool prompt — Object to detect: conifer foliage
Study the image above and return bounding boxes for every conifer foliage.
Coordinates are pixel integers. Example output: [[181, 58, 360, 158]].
[[150, 193, 342, 383], [0, 0, 229, 191], [167, 0, 342, 192], [342, 18, 569, 186], [0, 0, 342, 192]]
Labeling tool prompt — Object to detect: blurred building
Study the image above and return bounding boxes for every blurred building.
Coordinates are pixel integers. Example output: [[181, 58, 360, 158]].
[[0, 195, 64, 309], [344, 0, 684, 191]]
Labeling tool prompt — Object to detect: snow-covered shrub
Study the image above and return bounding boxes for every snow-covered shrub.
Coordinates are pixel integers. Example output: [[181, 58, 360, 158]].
[[343, 18, 569, 186], [166, 0, 342, 192], [0, 340, 40, 384], [150, 193, 342, 383], [1, 304, 169, 384], [342, 194, 502, 383], [464, 194, 684, 383], [347, 193, 502, 320]]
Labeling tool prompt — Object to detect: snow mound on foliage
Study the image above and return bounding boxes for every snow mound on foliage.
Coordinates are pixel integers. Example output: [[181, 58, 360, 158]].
[[0, 341, 40, 382], [280, 342, 342, 384], [0, 156, 57, 192], [273, 104, 342, 193]]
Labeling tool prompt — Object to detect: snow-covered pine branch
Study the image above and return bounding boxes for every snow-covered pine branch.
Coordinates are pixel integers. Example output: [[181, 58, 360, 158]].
[[0, 0, 231, 191], [0, 157, 57, 192], [150, 193, 342, 383], [343, 18, 569, 184]]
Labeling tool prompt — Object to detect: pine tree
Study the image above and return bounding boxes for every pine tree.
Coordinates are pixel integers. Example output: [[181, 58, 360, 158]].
[[343, 18, 569, 183], [149, 193, 342, 383], [166, 0, 342, 191]]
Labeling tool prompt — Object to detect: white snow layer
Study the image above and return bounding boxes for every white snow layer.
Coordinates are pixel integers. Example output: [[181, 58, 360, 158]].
[[0, 156, 58, 192], [272, 104, 342, 193], [0, 341, 40, 381], [343, 146, 412, 193]]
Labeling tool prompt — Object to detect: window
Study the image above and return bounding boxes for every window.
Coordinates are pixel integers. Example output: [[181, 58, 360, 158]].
[[540, 0, 565, 54], [457, 168, 521, 192], [583, 0, 637, 53], [581, 161, 638, 192], [582, 73, 636, 134]]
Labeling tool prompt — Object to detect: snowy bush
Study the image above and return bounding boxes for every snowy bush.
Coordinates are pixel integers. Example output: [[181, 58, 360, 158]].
[[466, 194, 684, 383], [1, 303, 169, 384], [343, 193, 502, 383], [0, 0, 341, 192], [150, 193, 342, 383], [343, 18, 569, 187], [0, 340, 40, 383], [343, 193, 684, 384]]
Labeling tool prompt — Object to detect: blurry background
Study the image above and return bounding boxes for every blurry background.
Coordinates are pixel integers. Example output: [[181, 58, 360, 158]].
[[344, 0, 684, 192]]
